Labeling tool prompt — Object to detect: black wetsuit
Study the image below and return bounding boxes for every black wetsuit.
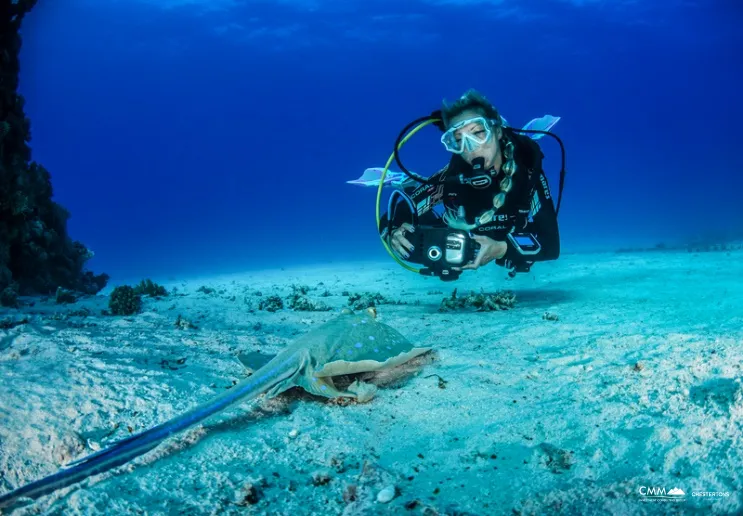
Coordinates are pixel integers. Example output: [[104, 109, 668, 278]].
[[379, 128, 560, 274]]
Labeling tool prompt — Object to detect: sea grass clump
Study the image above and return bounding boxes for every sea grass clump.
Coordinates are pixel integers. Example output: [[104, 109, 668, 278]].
[[347, 292, 389, 310], [438, 288, 516, 312], [258, 295, 283, 312], [286, 292, 331, 312], [133, 279, 168, 297], [289, 284, 310, 295], [174, 314, 197, 330], [108, 285, 142, 315]]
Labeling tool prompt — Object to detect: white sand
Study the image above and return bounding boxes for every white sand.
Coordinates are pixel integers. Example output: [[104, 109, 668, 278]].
[[1, 248, 742, 515]]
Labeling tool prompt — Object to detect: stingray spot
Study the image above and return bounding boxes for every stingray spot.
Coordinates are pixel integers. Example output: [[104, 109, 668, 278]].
[[361, 319, 367, 324], [369, 336, 375, 341], [374, 348, 379, 353], [352, 323, 358, 327], [321, 385, 327, 391], [347, 350, 353, 355], [312, 377, 318, 382], [355, 342, 362, 348]]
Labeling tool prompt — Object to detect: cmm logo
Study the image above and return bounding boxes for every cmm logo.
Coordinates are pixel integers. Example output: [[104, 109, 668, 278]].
[[638, 486, 686, 503]]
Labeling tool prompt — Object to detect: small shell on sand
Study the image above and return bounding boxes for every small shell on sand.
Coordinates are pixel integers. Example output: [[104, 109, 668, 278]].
[[376, 485, 396, 503]]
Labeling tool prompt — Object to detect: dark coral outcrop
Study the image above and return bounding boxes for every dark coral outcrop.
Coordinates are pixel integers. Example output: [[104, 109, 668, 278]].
[[0, 0, 108, 297]]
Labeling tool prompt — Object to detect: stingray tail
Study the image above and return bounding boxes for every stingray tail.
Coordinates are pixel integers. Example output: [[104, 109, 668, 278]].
[[0, 354, 298, 510]]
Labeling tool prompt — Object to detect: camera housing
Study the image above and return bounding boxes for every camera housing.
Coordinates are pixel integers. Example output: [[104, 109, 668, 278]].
[[405, 226, 480, 280]]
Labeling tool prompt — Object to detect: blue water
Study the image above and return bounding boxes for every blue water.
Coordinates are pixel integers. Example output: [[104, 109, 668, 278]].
[[18, 0, 743, 281]]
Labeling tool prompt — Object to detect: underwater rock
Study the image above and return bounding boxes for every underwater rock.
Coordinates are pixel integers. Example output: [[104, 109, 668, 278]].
[[536, 442, 574, 474], [174, 314, 197, 330], [234, 482, 262, 506], [0, 285, 18, 307], [55, 287, 77, 304], [311, 469, 332, 486], [0, 0, 109, 296], [52, 431, 86, 466], [0, 314, 28, 331], [376, 485, 396, 503]]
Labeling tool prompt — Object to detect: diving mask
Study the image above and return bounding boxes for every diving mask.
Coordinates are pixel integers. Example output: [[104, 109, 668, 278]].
[[440, 116, 496, 154]]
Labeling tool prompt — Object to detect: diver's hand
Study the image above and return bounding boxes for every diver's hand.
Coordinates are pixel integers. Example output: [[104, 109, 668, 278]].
[[389, 223, 416, 259], [453, 235, 507, 271]]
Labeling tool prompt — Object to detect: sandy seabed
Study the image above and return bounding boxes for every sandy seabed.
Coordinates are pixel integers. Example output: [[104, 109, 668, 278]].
[[1, 248, 742, 515]]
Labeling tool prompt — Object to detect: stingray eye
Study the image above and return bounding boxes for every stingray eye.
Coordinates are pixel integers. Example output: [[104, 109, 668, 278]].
[[366, 307, 377, 319]]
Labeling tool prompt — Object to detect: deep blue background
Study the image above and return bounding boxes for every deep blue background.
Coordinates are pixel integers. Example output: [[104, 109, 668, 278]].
[[17, 0, 743, 280]]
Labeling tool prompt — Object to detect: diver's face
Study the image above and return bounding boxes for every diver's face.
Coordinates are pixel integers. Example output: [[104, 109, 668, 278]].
[[448, 110, 500, 169]]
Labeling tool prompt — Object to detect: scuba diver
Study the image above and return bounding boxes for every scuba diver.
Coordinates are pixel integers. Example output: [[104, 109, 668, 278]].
[[377, 89, 563, 280]]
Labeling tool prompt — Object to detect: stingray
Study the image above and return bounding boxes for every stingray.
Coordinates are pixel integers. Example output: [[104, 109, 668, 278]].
[[0, 308, 431, 510]]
